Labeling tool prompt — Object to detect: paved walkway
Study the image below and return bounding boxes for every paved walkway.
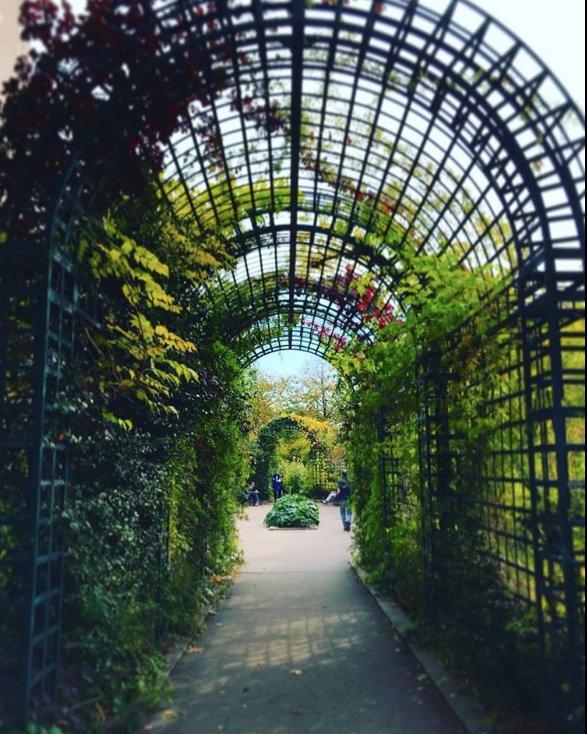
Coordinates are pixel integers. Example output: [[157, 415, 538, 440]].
[[144, 505, 464, 734]]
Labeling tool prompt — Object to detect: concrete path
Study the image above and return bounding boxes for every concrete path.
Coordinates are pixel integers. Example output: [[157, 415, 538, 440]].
[[144, 504, 464, 734]]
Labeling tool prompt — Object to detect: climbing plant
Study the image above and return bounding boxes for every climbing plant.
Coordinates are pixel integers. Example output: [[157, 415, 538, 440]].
[[0, 164, 257, 728], [332, 250, 551, 725], [61, 331, 251, 731]]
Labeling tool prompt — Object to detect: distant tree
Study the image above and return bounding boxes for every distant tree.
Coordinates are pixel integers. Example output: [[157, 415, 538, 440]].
[[297, 362, 339, 421], [248, 360, 339, 421], [246, 369, 279, 431]]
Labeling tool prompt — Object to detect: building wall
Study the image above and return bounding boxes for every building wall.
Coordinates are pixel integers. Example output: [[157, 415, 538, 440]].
[[0, 0, 28, 86]]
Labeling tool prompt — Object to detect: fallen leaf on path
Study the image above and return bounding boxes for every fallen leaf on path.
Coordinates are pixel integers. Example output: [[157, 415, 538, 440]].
[[162, 709, 178, 719], [186, 645, 204, 654]]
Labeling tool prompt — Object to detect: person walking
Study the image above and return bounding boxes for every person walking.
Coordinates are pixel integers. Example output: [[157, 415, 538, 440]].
[[271, 473, 283, 502], [337, 471, 352, 531]]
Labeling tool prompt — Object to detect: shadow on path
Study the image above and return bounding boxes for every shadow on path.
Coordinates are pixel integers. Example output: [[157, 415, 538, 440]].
[[144, 505, 465, 734]]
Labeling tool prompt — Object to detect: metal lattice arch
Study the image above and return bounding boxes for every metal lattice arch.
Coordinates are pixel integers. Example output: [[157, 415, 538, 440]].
[[0, 0, 584, 728], [148, 0, 584, 365]]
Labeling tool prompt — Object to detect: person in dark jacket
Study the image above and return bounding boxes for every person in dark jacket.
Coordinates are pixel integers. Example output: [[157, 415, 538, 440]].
[[337, 471, 352, 531], [248, 480, 260, 506], [271, 473, 283, 502]]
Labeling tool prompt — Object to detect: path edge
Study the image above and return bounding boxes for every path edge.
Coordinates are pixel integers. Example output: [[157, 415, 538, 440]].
[[163, 574, 237, 678], [350, 560, 496, 734]]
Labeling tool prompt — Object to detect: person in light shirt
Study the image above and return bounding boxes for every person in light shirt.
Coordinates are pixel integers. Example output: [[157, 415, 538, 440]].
[[322, 489, 338, 505]]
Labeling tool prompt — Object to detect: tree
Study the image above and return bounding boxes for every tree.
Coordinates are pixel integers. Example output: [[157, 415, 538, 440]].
[[297, 362, 339, 421], [247, 360, 340, 422]]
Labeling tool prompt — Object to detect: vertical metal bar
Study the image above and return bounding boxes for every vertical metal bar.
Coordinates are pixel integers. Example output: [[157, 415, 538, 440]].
[[287, 0, 304, 346], [377, 410, 389, 531], [22, 247, 52, 721], [540, 265, 583, 731]]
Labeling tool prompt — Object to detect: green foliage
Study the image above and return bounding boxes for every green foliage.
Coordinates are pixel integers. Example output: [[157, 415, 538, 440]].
[[47, 185, 255, 730], [264, 495, 320, 528], [249, 363, 340, 422], [276, 432, 312, 464], [333, 252, 498, 405], [252, 414, 338, 496], [62, 429, 170, 729], [163, 378, 250, 636], [333, 248, 548, 723], [334, 251, 496, 607], [79, 215, 200, 424], [279, 459, 313, 494], [61, 333, 251, 729]]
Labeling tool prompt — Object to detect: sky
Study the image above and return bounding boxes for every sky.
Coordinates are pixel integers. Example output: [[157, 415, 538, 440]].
[[254, 349, 333, 378], [14, 0, 583, 378], [485, 0, 584, 110]]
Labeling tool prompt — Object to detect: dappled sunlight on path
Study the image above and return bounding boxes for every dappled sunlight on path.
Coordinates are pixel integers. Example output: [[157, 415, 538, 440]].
[[144, 505, 464, 734]]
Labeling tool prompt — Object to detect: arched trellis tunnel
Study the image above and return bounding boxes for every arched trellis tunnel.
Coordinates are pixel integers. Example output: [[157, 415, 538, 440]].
[[0, 0, 584, 729]]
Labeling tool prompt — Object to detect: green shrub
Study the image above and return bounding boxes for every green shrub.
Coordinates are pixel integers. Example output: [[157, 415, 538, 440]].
[[264, 495, 319, 528], [280, 459, 313, 494]]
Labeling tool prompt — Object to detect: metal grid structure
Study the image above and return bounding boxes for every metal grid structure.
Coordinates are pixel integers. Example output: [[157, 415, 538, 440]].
[[0, 0, 584, 728], [0, 131, 103, 717]]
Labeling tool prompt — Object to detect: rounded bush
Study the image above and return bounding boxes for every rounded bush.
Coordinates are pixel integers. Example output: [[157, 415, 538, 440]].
[[264, 495, 319, 528]]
